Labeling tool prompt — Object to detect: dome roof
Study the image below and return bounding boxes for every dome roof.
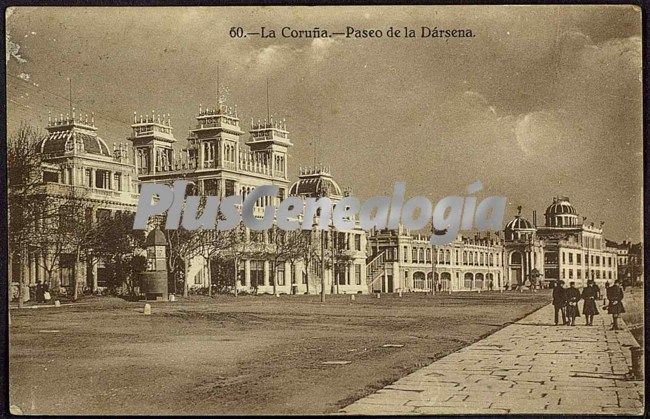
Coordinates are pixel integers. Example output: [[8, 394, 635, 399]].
[[545, 198, 577, 215], [145, 228, 167, 246], [505, 215, 534, 231], [289, 174, 342, 198], [39, 128, 112, 157]]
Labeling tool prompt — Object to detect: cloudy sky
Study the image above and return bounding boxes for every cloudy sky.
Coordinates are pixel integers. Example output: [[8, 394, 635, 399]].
[[6, 6, 643, 241]]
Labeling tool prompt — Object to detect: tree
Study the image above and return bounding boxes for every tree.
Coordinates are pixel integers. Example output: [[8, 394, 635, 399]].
[[7, 124, 50, 307], [259, 227, 309, 295], [330, 231, 356, 294], [196, 226, 240, 297], [31, 210, 68, 294], [162, 226, 202, 297], [91, 212, 147, 296], [57, 188, 103, 300]]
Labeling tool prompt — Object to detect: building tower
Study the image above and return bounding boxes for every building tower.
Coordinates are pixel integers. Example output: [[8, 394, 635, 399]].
[[189, 99, 244, 176], [128, 111, 176, 176], [503, 206, 545, 288], [247, 116, 292, 181]]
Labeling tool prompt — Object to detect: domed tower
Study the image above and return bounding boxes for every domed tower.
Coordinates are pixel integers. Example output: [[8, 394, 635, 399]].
[[41, 110, 112, 159], [503, 206, 545, 288], [544, 196, 579, 228], [504, 209, 536, 241], [289, 165, 343, 202]]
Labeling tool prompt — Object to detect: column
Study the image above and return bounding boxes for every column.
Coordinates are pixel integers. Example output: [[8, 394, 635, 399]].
[[263, 261, 270, 286], [37, 253, 45, 285], [90, 169, 96, 188], [244, 259, 251, 288], [92, 262, 98, 292], [392, 261, 399, 291], [285, 261, 291, 290]]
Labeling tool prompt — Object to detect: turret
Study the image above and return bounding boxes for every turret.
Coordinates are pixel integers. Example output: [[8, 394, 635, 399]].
[[128, 110, 176, 175]]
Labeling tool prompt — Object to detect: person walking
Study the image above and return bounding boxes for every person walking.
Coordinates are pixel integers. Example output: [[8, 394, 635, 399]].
[[552, 280, 567, 325], [565, 281, 581, 326], [581, 279, 600, 326], [603, 281, 611, 306], [35, 280, 44, 304], [607, 279, 626, 330]]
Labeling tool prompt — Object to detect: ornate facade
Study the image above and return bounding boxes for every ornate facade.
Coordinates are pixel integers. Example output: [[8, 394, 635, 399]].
[[11, 103, 632, 297]]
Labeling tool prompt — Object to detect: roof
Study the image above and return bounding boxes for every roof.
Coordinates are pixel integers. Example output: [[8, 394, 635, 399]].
[[145, 228, 167, 246], [289, 174, 342, 198], [545, 198, 577, 215], [505, 215, 535, 231], [39, 125, 112, 157]]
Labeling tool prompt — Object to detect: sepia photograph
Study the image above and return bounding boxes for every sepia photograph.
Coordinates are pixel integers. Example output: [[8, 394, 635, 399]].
[[5, 5, 644, 415]]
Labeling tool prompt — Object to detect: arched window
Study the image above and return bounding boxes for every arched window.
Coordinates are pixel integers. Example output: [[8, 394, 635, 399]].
[[510, 251, 522, 264]]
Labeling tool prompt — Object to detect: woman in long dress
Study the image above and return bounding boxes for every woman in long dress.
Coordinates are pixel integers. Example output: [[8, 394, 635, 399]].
[[581, 279, 600, 325]]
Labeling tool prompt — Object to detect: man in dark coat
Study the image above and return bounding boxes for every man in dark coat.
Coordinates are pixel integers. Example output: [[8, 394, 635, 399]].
[[607, 279, 625, 330], [581, 279, 600, 326], [552, 280, 567, 325], [565, 281, 581, 326]]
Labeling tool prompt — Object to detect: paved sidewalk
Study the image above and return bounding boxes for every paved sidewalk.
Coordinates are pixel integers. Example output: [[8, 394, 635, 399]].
[[340, 304, 644, 415]]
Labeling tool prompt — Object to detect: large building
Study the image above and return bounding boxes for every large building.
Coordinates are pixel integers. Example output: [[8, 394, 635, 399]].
[[367, 227, 504, 293], [501, 197, 620, 288], [10, 101, 634, 298], [13, 112, 139, 294], [366, 197, 623, 292]]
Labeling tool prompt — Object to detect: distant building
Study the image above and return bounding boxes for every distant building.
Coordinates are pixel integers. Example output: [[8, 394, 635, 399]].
[[367, 227, 504, 292], [498, 197, 620, 288]]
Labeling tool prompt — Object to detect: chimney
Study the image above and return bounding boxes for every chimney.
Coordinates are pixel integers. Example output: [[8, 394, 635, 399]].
[[532, 210, 537, 227]]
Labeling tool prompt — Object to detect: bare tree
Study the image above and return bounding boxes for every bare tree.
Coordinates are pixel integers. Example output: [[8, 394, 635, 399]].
[[57, 188, 103, 301], [7, 124, 49, 307]]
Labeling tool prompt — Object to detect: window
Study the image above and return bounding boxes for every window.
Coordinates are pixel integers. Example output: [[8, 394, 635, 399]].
[[250, 261, 264, 288], [577, 270, 582, 279], [96, 209, 111, 222], [43, 171, 59, 183], [95, 169, 110, 189], [355, 265, 361, 285], [562, 252, 565, 264], [568, 269, 573, 279], [194, 269, 204, 285], [113, 173, 122, 191], [568, 253, 573, 264], [577, 254, 582, 265], [224, 179, 236, 196], [403, 246, 408, 262], [276, 263, 285, 286], [85, 169, 92, 187]]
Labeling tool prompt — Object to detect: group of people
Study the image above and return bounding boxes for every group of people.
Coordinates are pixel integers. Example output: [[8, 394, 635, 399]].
[[552, 279, 625, 329], [33, 280, 51, 304]]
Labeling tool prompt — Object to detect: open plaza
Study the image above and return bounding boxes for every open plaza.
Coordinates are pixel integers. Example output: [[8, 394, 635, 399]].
[[8, 288, 644, 415]]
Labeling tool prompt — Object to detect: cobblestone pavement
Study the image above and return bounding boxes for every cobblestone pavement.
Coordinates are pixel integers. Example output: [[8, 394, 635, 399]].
[[340, 304, 644, 415]]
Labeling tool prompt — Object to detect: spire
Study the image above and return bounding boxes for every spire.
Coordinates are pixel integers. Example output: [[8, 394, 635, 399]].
[[266, 77, 270, 121], [216, 61, 222, 106], [68, 77, 72, 117]]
